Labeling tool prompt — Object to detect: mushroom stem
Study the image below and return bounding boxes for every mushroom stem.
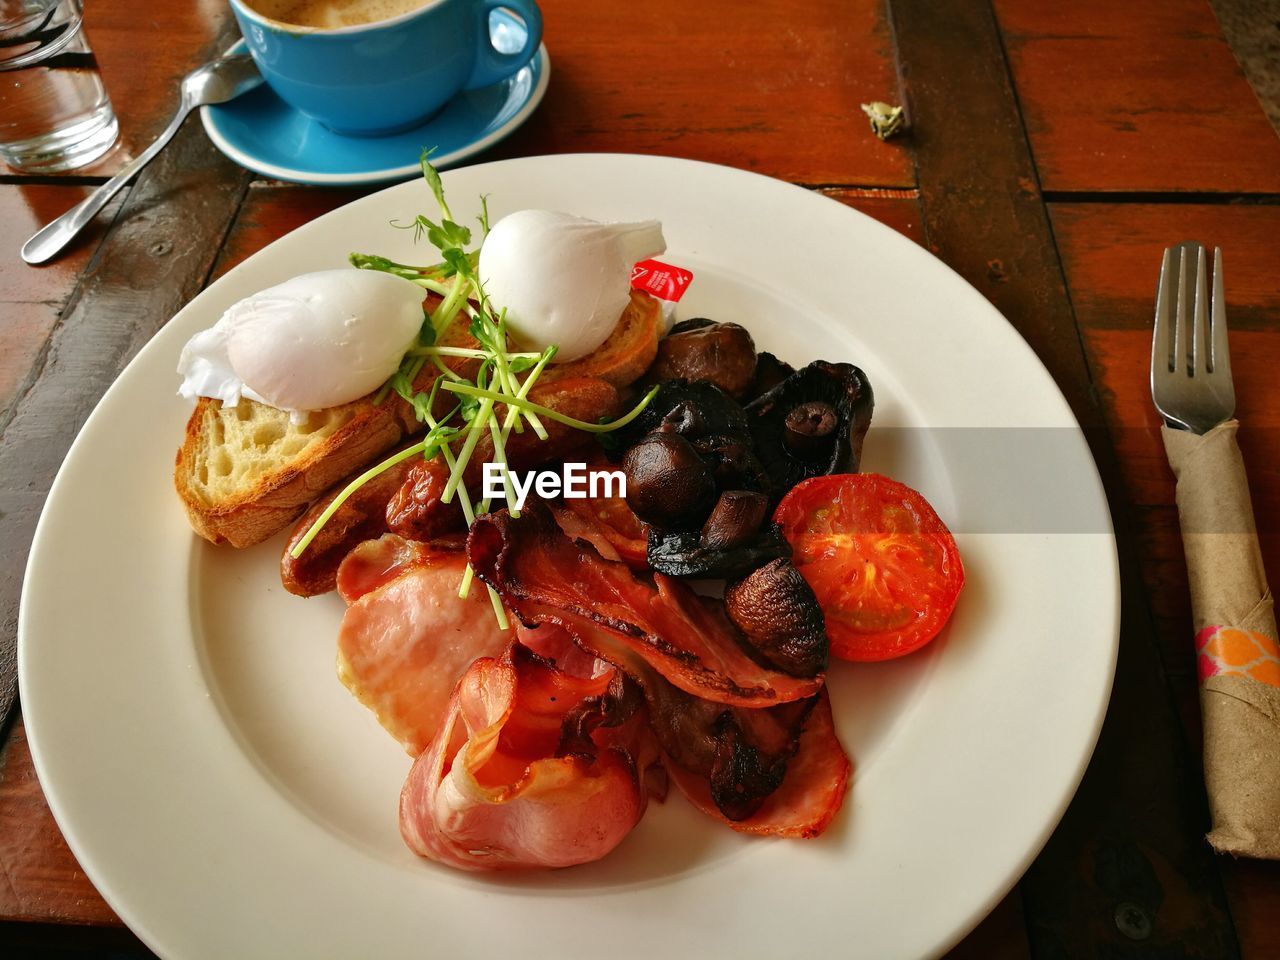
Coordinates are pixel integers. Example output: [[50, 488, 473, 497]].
[[700, 490, 769, 551], [783, 401, 838, 460]]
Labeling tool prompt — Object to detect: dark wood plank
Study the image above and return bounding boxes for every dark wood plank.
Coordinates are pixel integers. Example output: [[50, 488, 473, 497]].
[[0, 920, 155, 958], [991, 0, 1280, 194], [0, 32, 253, 738], [210, 185, 367, 281], [943, 892, 1031, 960], [1050, 202, 1280, 333], [0, 304, 62, 421], [1, 186, 128, 425], [0, 719, 117, 925], [1222, 858, 1280, 959], [888, 0, 1240, 955]]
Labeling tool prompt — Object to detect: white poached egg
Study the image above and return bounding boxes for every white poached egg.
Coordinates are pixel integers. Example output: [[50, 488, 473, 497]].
[[177, 269, 425, 414], [478, 210, 665, 362]]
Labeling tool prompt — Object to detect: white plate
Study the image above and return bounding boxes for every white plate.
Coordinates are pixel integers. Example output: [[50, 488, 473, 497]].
[[19, 154, 1118, 960]]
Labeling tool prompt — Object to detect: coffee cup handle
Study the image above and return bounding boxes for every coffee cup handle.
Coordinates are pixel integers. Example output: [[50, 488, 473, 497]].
[[465, 0, 543, 91]]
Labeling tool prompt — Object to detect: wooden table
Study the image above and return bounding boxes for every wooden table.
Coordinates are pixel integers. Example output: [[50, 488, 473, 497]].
[[3, 1, 1278, 955]]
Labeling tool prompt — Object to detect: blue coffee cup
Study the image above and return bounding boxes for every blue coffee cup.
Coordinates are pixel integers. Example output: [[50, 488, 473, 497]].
[[228, 0, 543, 136]]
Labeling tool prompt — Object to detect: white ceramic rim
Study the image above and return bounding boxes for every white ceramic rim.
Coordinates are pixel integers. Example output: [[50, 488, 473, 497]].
[[19, 154, 1119, 960], [199, 43, 550, 185]]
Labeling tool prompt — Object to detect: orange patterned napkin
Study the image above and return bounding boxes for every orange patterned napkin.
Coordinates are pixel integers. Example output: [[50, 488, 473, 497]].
[[1164, 420, 1280, 859]]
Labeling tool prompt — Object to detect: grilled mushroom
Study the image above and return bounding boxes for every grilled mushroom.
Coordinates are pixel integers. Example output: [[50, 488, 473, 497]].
[[647, 319, 758, 399], [747, 361, 874, 499], [616, 380, 750, 447], [647, 522, 790, 579], [700, 490, 769, 551], [622, 432, 717, 529], [724, 559, 828, 676], [746, 351, 796, 401]]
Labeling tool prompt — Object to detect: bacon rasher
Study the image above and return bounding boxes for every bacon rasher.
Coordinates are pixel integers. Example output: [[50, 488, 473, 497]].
[[399, 643, 657, 870], [468, 505, 822, 706], [335, 535, 509, 755]]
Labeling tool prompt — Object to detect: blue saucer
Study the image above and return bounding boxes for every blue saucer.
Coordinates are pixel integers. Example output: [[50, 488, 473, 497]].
[[201, 18, 549, 186]]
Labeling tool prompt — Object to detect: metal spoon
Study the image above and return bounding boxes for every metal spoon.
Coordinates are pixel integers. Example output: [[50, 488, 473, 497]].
[[21, 54, 264, 266]]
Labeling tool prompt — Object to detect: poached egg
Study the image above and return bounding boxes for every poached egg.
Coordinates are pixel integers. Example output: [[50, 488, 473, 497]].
[[478, 210, 665, 362], [177, 269, 425, 415]]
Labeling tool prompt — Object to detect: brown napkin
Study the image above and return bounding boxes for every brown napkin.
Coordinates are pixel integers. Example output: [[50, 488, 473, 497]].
[[1163, 419, 1280, 858]]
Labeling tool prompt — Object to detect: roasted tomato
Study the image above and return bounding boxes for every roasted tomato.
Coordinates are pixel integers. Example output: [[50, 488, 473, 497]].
[[773, 474, 963, 661]]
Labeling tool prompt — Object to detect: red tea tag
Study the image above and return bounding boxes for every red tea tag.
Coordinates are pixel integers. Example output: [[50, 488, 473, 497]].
[[631, 259, 693, 302]]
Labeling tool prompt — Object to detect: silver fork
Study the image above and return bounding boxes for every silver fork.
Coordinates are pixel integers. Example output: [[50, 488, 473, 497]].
[[1151, 241, 1235, 434]]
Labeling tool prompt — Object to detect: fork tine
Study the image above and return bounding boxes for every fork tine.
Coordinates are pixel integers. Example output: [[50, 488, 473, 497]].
[[1174, 245, 1191, 375], [1153, 247, 1176, 374], [1193, 245, 1209, 374], [1211, 246, 1231, 380]]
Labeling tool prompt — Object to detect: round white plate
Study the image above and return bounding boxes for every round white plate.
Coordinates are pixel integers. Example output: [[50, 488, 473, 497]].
[[19, 154, 1118, 960]]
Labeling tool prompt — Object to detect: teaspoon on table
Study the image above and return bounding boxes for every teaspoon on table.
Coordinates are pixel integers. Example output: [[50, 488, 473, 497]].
[[21, 54, 264, 266]]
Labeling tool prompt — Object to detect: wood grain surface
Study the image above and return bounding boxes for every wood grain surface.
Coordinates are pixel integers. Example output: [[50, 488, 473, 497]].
[[891, 1, 1242, 956], [2, 0, 1280, 956], [483, 0, 913, 186], [992, 0, 1280, 194]]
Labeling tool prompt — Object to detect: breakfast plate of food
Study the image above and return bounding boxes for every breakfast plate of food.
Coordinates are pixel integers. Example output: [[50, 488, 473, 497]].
[[18, 153, 1119, 959]]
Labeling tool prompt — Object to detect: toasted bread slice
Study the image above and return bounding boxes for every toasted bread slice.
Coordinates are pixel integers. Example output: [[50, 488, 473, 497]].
[[175, 397, 404, 548], [540, 289, 662, 388]]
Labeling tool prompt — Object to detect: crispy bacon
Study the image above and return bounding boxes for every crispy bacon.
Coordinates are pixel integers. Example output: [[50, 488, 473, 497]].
[[336, 535, 509, 755], [666, 690, 850, 838], [516, 617, 832, 825], [555, 451, 650, 569], [400, 643, 654, 870], [468, 505, 822, 706]]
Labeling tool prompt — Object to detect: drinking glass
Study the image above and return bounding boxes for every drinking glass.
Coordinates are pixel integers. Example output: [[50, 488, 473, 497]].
[[0, 0, 118, 172]]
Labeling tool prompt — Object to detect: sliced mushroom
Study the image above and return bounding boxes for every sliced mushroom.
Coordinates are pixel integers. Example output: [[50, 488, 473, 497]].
[[783, 401, 838, 461], [691, 433, 771, 494], [724, 559, 828, 676]]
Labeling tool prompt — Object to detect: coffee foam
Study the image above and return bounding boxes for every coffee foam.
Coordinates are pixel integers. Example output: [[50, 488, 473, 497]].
[[247, 0, 429, 29]]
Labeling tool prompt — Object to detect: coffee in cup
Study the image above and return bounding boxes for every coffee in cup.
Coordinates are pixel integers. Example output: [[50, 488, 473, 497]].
[[245, 0, 428, 29]]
